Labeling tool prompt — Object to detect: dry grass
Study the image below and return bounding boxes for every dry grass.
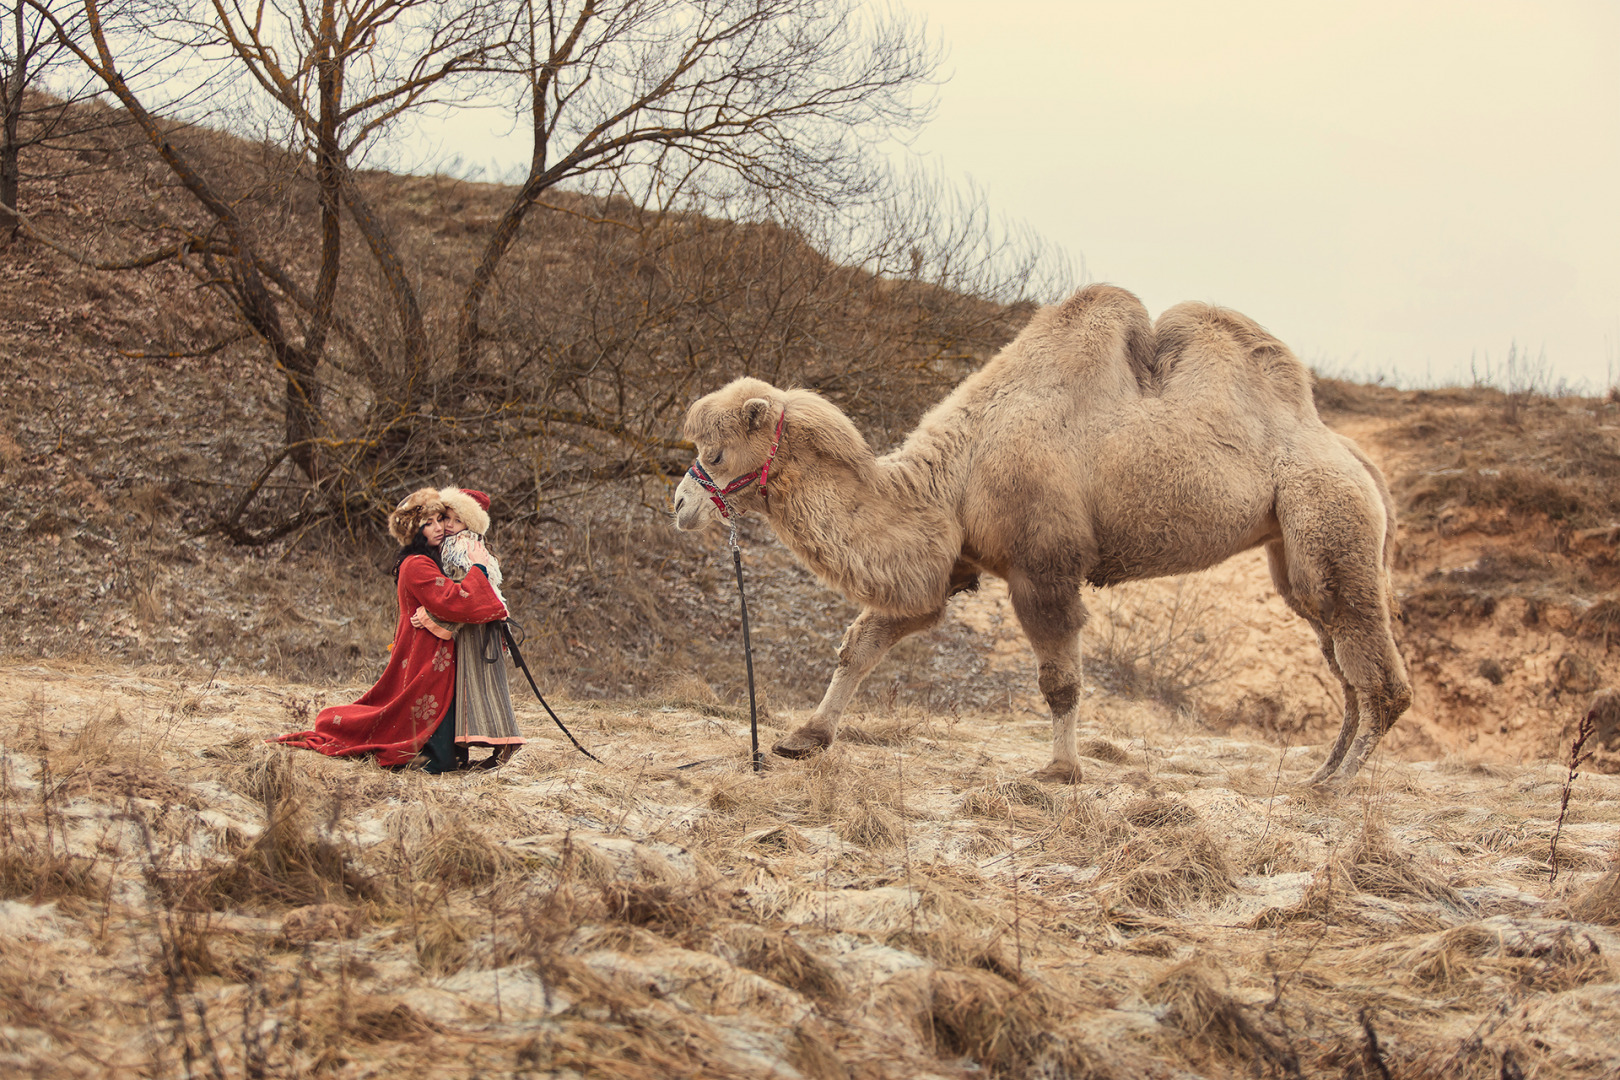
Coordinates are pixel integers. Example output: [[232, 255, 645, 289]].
[[1385, 921, 1612, 994], [1567, 864, 1620, 925], [1146, 959, 1302, 1077], [918, 968, 1105, 1079], [1, 662, 1618, 1078], [1340, 818, 1462, 906], [1101, 827, 1235, 912]]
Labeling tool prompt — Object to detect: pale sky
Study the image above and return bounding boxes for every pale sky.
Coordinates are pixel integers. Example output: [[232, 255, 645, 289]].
[[904, 0, 1620, 390], [420, 1, 1620, 392]]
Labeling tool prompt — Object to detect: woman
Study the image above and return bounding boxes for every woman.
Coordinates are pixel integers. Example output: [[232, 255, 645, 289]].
[[411, 487, 525, 769], [274, 488, 508, 773]]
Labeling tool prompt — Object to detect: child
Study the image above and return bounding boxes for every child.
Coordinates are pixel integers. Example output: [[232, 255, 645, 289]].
[[413, 488, 504, 636], [439, 490, 507, 607], [411, 488, 524, 767]]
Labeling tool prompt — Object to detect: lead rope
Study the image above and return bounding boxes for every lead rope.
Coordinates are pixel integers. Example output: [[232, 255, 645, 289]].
[[499, 620, 602, 764], [728, 519, 765, 773]]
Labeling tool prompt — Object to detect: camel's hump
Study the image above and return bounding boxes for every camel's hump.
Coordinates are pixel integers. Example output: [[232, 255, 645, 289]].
[[1018, 284, 1160, 391], [1153, 302, 1315, 410]]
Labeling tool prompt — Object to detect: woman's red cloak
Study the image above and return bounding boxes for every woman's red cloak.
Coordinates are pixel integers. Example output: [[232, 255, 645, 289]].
[[274, 555, 508, 766]]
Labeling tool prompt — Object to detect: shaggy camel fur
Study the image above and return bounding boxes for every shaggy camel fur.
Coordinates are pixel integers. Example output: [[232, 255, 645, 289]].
[[673, 285, 1410, 786]]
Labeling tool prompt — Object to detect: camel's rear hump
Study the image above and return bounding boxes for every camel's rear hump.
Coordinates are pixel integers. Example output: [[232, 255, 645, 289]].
[[1154, 302, 1316, 415]]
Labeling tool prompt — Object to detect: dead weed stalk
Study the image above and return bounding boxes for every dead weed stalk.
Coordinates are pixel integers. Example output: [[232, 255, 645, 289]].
[[1549, 710, 1595, 883]]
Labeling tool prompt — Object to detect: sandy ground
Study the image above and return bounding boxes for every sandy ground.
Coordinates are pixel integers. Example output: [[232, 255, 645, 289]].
[[1, 658, 1616, 1079]]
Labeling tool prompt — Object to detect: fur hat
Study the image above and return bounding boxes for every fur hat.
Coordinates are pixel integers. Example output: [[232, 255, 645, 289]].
[[438, 487, 491, 535], [388, 488, 447, 546]]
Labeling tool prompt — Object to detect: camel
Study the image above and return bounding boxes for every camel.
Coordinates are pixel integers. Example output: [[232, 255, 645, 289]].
[[672, 284, 1410, 787]]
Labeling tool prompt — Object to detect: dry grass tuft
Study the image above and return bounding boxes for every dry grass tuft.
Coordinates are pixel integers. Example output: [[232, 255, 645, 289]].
[[921, 968, 1102, 1079], [1341, 820, 1461, 906], [1390, 921, 1611, 994], [838, 715, 930, 746], [600, 881, 718, 940], [157, 909, 226, 980], [1052, 796, 1136, 862], [656, 671, 723, 707], [411, 814, 518, 889], [801, 754, 907, 850], [411, 913, 476, 975], [1102, 827, 1234, 912], [221, 743, 301, 810], [1146, 959, 1301, 1076], [0, 827, 103, 909], [724, 926, 846, 1005], [839, 797, 901, 849], [1078, 737, 1131, 764], [785, 1022, 851, 1080], [344, 998, 443, 1043], [1123, 796, 1200, 828], [0, 760, 105, 909], [281, 902, 366, 945], [154, 787, 378, 912], [1567, 865, 1620, 925], [960, 778, 1059, 818]]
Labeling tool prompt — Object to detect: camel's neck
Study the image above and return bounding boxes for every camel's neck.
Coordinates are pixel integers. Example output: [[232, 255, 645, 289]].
[[763, 411, 968, 616]]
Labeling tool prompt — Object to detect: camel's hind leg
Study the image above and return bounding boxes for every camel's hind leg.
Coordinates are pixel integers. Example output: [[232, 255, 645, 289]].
[[1265, 540, 1359, 781], [773, 605, 945, 758], [1271, 508, 1411, 789], [1008, 572, 1089, 784]]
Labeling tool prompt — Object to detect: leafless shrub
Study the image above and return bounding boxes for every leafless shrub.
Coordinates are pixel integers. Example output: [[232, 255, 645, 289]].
[[1087, 577, 1239, 708]]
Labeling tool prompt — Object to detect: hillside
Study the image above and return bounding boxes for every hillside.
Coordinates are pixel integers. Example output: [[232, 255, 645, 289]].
[[3, 101, 1620, 1079]]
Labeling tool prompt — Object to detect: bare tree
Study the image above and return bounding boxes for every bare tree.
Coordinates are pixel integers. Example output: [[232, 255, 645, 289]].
[[1, 0, 119, 242], [24, 0, 1069, 542]]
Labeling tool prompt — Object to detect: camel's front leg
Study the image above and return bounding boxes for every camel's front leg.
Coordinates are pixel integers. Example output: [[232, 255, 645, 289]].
[[773, 606, 944, 758], [1009, 574, 1088, 784]]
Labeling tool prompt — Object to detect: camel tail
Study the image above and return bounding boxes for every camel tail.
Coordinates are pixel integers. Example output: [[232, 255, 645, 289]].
[[1052, 283, 1160, 391]]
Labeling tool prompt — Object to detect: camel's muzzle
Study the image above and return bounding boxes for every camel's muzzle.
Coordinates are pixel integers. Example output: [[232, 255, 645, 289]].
[[677, 406, 787, 529], [672, 474, 719, 531]]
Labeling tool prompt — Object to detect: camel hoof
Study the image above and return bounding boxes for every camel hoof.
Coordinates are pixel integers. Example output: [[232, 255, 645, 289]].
[[1308, 773, 1350, 795], [772, 729, 832, 760], [1033, 761, 1083, 785]]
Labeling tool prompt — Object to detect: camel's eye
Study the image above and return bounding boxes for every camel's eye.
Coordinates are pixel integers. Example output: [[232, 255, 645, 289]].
[[707, 450, 724, 469]]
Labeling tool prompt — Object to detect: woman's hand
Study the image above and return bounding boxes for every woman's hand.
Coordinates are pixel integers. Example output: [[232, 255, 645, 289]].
[[411, 605, 455, 641], [465, 537, 491, 565]]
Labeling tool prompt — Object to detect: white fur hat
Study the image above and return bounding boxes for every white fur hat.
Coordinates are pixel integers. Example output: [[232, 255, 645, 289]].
[[438, 487, 491, 535]]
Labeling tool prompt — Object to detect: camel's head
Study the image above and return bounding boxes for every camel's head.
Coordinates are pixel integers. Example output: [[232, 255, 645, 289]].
[[672, 377, 788, 531]]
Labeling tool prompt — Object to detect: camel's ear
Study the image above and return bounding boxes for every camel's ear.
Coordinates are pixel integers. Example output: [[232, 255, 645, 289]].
[[743, 397, 773, 433]]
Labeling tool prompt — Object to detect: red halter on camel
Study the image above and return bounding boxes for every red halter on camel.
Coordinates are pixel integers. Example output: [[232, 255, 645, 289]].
[[686, 406, 786, 521]]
